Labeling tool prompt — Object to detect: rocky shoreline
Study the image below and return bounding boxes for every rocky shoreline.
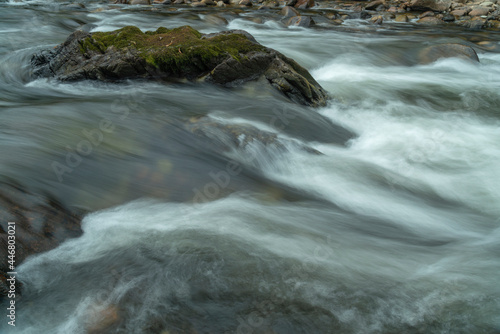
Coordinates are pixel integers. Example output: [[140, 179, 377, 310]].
[[95, 0, 500, 30]]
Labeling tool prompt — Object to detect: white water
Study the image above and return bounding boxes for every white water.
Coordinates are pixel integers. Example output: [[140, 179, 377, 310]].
[[1, 1, 500, 333]]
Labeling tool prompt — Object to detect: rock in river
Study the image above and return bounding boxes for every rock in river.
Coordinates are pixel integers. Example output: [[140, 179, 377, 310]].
[[31, 26, 328, 107], [0, 182, 83, 300]]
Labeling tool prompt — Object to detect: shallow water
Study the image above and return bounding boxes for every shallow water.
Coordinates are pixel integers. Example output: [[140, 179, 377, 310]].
[[1, 1, 500, 333]]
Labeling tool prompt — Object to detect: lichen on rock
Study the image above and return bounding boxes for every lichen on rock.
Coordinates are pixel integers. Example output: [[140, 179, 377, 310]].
[[32, 26, 328, 107]]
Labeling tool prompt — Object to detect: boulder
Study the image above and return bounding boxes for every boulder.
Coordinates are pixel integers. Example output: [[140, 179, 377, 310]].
[[410, 0, 451, 12], [0, 182, 83, 301], [31, 26, 328, 107], [419, 43, 480, 64]]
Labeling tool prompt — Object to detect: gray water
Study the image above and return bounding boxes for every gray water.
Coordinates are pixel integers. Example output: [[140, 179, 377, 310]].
[[1, 1, 500, 333]]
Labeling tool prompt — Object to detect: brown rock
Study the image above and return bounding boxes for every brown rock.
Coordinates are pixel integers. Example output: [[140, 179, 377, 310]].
[[417, 16, 444, 24], [239, 0, 253, 5], [451, 9, 467, 16], [420, 10, 435, 18], [294, 0, 314, 9], [130, 0, 151, 4], [410, 0, 451, 11], [191, 1, 207, 6], [395, 14, 409, 21], [469, 6, 490, 16], [370, 15, 384, 24]]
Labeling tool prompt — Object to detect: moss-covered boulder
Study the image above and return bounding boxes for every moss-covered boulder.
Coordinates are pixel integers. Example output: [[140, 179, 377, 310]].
[[31, 26, 328, 107]]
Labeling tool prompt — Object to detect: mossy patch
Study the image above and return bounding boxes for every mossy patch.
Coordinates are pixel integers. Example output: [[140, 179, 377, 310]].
[[78, 26, 265, 75]]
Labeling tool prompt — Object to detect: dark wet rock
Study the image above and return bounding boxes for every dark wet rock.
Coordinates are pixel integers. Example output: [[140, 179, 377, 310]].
[[239, 0, 253, 6], [281, 5, 300, 17], [31, 26, 328, 107], [0, 182, 83, 301], [360, 10, 372, 19], [295, 0, 315, 9], [442, 13, 455, 21], [184, 117, 322, 154], [285, 15, 315, 27], [410, 0, 451, 12], [286, 0, 298, 6], [419, 43, 479, 64]]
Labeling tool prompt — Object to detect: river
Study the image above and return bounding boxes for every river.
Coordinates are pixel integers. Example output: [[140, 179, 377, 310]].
[[1, 0, 500, 333]]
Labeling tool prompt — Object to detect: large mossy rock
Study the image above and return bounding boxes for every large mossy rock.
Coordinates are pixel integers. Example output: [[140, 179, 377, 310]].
[[31, 26, 328, 107]]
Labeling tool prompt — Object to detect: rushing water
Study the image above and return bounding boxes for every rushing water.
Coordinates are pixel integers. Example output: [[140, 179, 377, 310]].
[[1, 1, 500, 333]]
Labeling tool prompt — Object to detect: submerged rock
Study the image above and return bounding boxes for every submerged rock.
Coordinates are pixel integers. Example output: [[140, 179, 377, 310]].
[[31, 26, 328, 107], [0, 182, 83, 300], [419, 43, 480, 64]]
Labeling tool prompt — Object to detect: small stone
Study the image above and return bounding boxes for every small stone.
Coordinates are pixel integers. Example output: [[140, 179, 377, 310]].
[[191, 1, 206, 6], [239, 0, 253, 6], [286, 0, 297, 5], [202, 0, 215, 4], [370, 15, 383, 24], [451, 9, 467, 16], [285, 16, 315, 26], [480, 1, 494, 6], [130, 0, 151, 4], [395, 14, 409, 21], [217, 0, 226, 5], [417, 16, 444, 24], [420, 10, 435, 18], [294, 0, 314, 9], [442, 13, 455, 21]]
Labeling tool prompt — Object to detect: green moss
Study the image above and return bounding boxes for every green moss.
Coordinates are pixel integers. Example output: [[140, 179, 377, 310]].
[[78, 25, 265, 74]]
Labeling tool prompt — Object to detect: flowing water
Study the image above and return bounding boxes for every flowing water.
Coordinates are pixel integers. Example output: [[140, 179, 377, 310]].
[[1, 0, 500, 333]]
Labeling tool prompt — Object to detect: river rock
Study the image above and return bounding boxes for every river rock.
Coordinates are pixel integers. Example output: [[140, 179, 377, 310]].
[[469, 6, 490, 16], [410, 0, 451, 11], [281, 5, 300, 17], [31, 26, 328, 107], [419, 43, 480, 63], [294, 0, 315, 9], [417, 16, 444, 24], [365, 0, 385, 10], [285, 16, 315, 26], [0, 182, 83, 300], [130, 0, 151, 4]]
